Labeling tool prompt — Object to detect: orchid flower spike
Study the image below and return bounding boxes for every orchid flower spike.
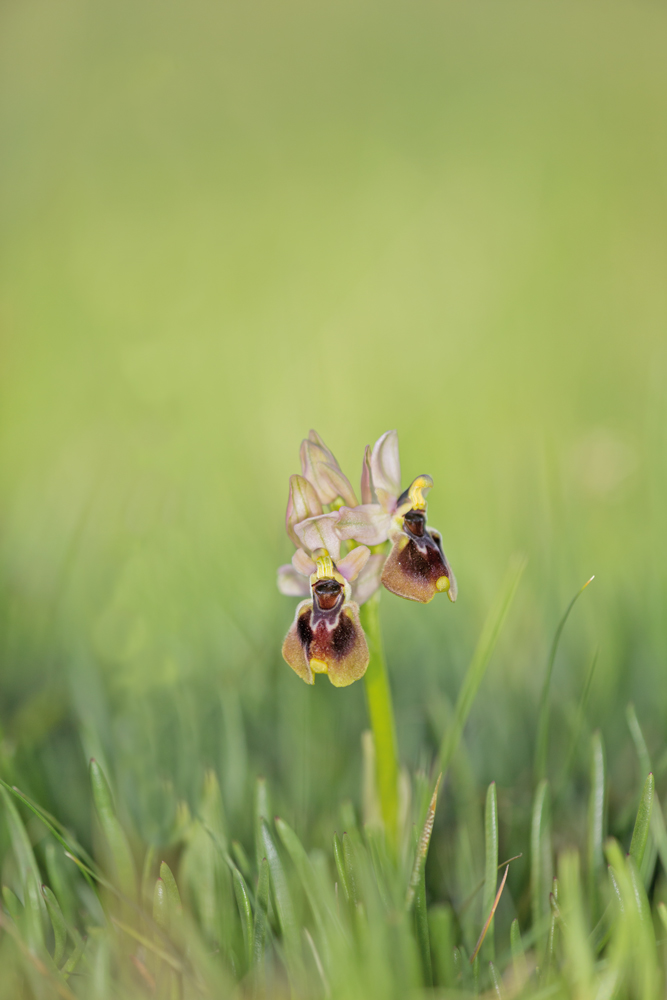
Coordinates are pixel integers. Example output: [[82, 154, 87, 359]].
[[277, 428, 457, 685], [282, 552, 369, 687], [336, 430, 457, 604]]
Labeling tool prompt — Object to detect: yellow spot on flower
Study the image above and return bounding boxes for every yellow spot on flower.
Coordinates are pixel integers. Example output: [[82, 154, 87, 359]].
[[310, 658, 328, 674], [436, 576, 450, 593]]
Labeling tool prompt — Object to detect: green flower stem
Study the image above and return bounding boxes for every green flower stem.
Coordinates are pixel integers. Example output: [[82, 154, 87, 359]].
[[360, 591, 399, 849]]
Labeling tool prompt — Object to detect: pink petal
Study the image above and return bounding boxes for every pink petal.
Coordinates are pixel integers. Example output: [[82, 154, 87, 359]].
[[300, 437, 358, 507], [360, 445, 375, 505], [294, 512, 342, 560], [277, 565, 311, 597], [335, 504, 392, 546], [292, 548, 316, 576], [336, 545, 371, 583], [352, 553, 386, 605], [370, 430, 401, 507], [285, 475, 323, 546]]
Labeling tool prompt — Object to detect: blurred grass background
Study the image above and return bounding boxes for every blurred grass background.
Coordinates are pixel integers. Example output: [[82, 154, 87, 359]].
[[1, 0, 666, 901]]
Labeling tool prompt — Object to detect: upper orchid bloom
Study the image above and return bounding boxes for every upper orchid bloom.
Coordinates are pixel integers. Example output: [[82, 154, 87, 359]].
[[282, 553, 369, 687], [381, 475, 457, 604], [336, 430, 457, 604]]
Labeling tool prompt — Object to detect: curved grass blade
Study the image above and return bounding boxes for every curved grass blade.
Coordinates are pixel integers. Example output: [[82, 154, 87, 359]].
[[0, 911, 77, 1000], [489, 960, 504, 999], [260, 819, 297, 950], [535, 576, 594, 784], [629, 773, 654, 870], [3, 885, 22, 921], [231, 864, 253, 970], [159, 861, 182, 915], [333, 833, 351, 905], [89, 759, 136, 900], [255, 778, 270, 868], [61, 935, 85, 979], [406, 780, 440, 989], [253, 856, 270, 968], [406, 774, 441, 910], [0, 779, 98, 894], [41, 885, 67, 966], [341, 833, 358, 907], [276, 816, 331, 942], [626, 706, 667, 880], [438, 556, 526, 777], [153, 877, 169, 931], [304, 927, 330, 998]]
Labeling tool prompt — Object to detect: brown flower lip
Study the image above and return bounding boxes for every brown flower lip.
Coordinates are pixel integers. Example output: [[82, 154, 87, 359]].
[[381, 507, 456, 604]]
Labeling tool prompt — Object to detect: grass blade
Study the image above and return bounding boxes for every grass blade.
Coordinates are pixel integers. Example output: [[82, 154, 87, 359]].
[[406, 792, 438, 989], [438, 556, 526, 777], [482, 781, 499, 962], [333, 833, 351, 904], [629, 772, 654, 870], [276, 816, 332, 942], [231, 864, 253, 971], [159, 861, 182, 914], [406, 774, 441, 910], [429, 905, 456, 988], [559, 851, 593, 996], [153, 877, 169, 931], [89, 759, 136, 900], [587, 731, 606, 921], [534, 576, 594, 784], [41, 885, 67, 965], [470, 863, 509, 963], [489, 960, 504, 999], [253, 856, 270, 967], [531, 779, 552, 961], [626, 706, 667, 880], [342, 832, 359, 907], [260, 819, 299, 956], [510, 918, 528, 985]]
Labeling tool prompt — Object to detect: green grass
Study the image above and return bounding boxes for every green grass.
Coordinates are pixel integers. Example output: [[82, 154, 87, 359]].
[[2, 0, 667, 995]]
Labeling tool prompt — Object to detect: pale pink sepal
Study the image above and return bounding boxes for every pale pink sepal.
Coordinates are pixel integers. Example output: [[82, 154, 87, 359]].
[[336, 545, 371, 583], [370, 430, 401, 510], [300, 437, 357, 507], [335, 504, 392, 546], [352, 553, 385, 605], [360, 445, 375, 505], [285, 475, 323, 546], [277, 565, 311, 597], [295, 512, 342, 560], [292, 548, 316, 576]]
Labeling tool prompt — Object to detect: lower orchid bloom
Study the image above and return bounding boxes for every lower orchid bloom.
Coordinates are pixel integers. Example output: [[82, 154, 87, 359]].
[[281, 551, 370, 687]]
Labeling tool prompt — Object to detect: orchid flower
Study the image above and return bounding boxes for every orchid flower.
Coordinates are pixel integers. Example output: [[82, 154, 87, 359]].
[[282, 552, 370, 687], [336, 430, 457, 604]]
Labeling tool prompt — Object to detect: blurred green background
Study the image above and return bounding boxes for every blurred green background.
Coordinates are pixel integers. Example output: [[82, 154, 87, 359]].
[[1, 0, 666, 863]]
